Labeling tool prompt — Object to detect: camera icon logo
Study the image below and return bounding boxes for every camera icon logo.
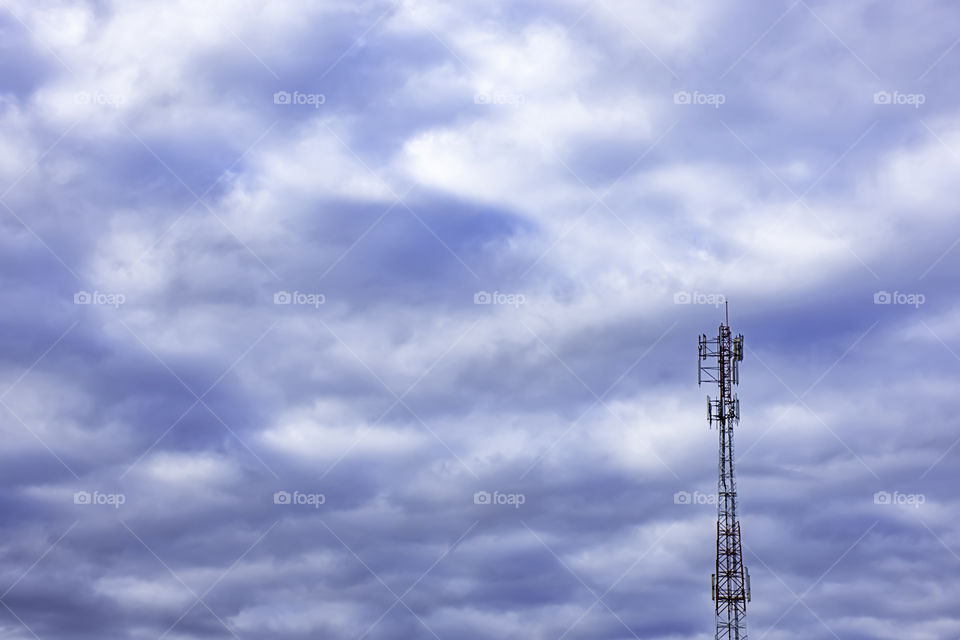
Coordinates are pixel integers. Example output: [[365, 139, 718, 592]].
[[273, 491, 291, 505], [74, 491, 91, 505], [74, 91, 92, 105], [474, 291, 492, 305], [673, 91, 691, 105], [873, 291, 891, 304], [474, 93, 491, 105], [873, 491, 891, 505], [274, 91, 291, 105], [74, 291, 91, 304], [673, 491, 692, 505], [473, 491, 491, 505], [673, 291, 691, 304], [274, 291, 292, 304], [873, 91, 891, 105]]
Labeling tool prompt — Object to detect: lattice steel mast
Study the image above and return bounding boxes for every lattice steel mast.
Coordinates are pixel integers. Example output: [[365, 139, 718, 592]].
[[698, 302, 750, 640]]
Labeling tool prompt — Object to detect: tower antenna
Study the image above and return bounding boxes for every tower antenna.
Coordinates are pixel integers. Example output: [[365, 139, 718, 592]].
[[698, 305, 750, 639]]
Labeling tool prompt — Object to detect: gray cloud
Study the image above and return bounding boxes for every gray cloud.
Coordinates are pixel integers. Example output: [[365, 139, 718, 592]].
[[1, 0, 959, 639]]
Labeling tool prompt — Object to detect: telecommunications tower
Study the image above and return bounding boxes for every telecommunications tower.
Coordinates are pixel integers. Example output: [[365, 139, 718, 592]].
[[698, 302, 750, 640]]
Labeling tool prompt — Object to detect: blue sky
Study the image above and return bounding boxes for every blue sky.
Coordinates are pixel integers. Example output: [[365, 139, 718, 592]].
[[1, 1, 960, 638]]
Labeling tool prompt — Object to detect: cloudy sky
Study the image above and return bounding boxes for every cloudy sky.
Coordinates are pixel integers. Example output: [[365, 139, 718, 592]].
[[1, 0, 959, 638]]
